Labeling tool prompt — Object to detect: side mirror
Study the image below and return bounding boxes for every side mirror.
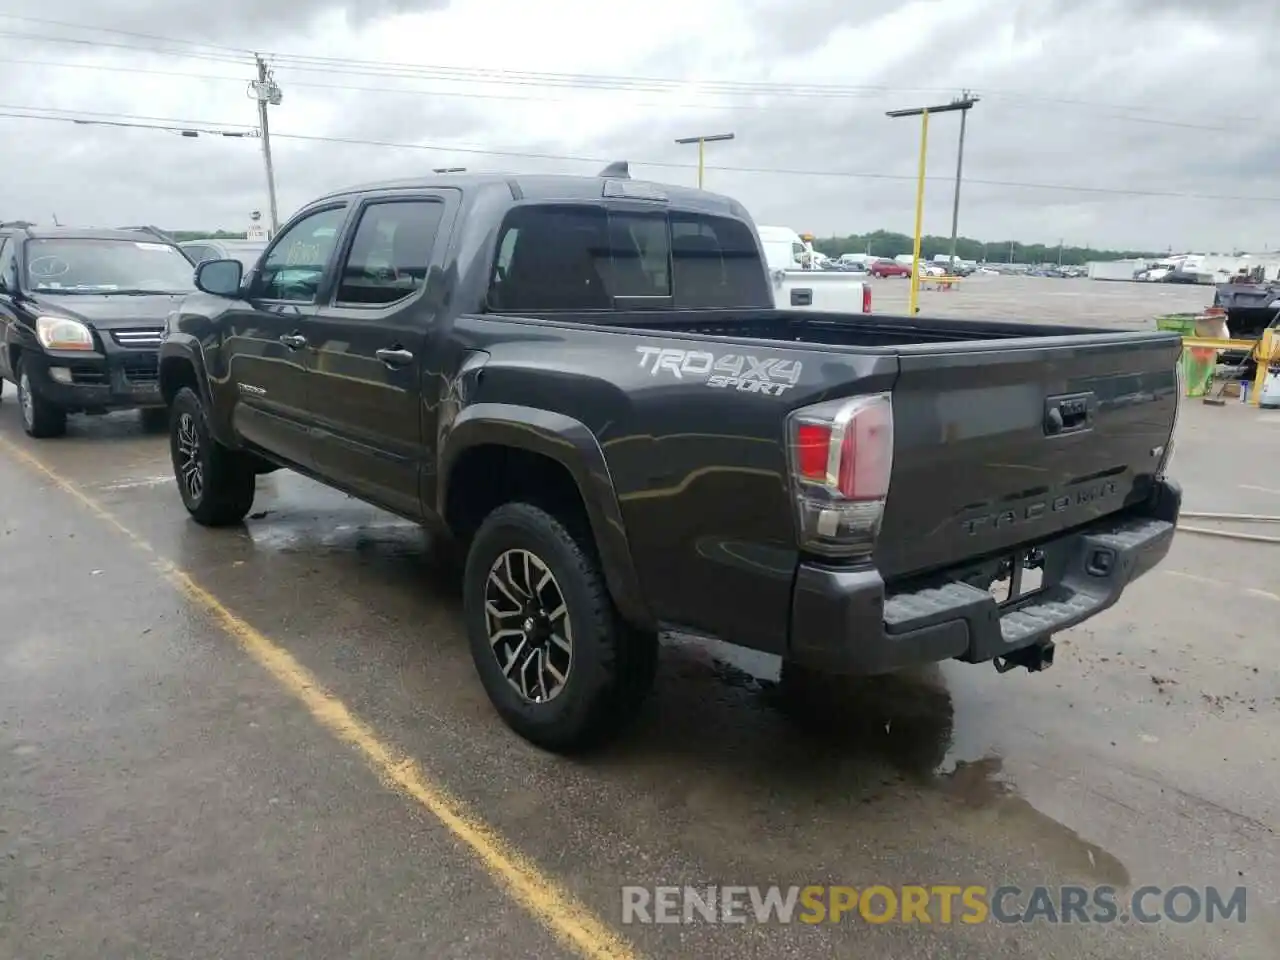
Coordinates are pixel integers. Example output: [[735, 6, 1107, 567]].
[[195, 258, 243, 297]]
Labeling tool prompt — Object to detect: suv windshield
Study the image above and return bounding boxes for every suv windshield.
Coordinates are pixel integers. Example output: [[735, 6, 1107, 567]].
[[23, 238, 196, 295]]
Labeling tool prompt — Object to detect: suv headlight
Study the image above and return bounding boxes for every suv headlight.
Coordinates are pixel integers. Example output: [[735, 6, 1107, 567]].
[[35, 316, 95, 351]]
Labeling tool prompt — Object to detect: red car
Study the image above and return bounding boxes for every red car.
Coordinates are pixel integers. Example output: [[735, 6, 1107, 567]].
[[870, 259, 911, 278]]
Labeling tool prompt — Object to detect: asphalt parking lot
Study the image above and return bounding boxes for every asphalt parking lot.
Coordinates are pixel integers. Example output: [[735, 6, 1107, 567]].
[[870, 273, 1210, 327], [2, 277, 1278, 959]]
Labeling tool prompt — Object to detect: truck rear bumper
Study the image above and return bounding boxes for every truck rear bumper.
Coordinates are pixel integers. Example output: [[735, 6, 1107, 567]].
[[788, 478, 1181, 675]]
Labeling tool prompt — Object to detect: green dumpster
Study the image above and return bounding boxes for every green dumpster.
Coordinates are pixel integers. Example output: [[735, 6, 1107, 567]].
[[1155, 313, 1198, 336], [1156, 314, 1215, 396]]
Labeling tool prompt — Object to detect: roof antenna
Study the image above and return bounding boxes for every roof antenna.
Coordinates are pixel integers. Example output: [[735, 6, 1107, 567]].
[[598, 160, 630, 179], [52, 211, 60, 226]]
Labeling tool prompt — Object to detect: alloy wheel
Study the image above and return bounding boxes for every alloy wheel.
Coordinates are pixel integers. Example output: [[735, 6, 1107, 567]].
[[176, 412, 204, 503], [484, 548, 573, 704]]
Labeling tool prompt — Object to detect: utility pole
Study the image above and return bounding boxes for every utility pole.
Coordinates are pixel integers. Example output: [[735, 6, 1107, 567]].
[[249, 55, 283, 236], [886, 95, 977, 314], [1058, 238, 1064, 266], [947, 91, 978, 273], [674, 132, 735, 189]]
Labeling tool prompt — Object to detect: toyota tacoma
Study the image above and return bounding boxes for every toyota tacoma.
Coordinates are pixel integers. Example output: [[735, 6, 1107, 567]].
[[158, 166, 1184, 752]]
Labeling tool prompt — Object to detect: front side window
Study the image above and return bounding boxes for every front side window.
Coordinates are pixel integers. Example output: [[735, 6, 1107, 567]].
[[335, 199, 445, 306], [254, 206, 347, 302], [21, 238, 197, 295]]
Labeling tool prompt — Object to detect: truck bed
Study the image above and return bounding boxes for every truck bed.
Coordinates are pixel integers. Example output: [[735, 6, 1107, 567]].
[[503, 307, 1124, 349], [479, 304, 1180, 573]]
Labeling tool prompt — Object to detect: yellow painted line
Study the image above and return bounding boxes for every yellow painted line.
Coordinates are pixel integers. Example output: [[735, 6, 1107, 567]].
[[0, 434, 639, 960]]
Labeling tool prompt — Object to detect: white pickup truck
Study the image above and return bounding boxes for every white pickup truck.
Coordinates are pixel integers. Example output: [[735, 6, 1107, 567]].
[[757, 225, 871, 314]]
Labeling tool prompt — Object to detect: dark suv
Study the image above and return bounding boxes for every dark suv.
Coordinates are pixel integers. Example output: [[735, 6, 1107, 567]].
[[0, 226, 196, 437]]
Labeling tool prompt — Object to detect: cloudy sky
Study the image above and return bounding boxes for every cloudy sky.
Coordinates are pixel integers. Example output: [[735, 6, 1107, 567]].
[[0, 0, 1276, 252]]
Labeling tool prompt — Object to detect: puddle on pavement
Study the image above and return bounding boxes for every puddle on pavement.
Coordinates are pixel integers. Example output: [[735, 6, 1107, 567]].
[[629, 636, 1133, 887]]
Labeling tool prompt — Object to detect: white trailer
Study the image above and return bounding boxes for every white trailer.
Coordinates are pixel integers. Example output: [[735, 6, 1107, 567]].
[[1087, 259, 1143, 281]]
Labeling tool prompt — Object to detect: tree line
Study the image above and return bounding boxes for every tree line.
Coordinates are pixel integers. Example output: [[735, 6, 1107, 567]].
[[810, 230, 1163, 267], [166, 226, 1170, 268]]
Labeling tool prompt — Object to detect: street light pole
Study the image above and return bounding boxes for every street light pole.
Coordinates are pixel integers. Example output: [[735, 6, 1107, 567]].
[[947, 91, 978, 273], [249, 55, 283, 236], [674, 132, 735, 189], [887, 95, 979, 315]]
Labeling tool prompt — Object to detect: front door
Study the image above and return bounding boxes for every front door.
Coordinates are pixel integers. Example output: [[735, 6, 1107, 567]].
[[308, 193, 453, 518], [222, 204, 350, 470]]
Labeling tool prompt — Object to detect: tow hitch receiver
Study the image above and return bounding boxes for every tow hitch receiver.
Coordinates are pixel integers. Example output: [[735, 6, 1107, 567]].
[[994, 640, 1055, 674]]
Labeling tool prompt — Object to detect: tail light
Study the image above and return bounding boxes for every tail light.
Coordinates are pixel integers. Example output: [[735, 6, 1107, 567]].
[[786, 393, 894, 559], [862, 284, 872, 314]]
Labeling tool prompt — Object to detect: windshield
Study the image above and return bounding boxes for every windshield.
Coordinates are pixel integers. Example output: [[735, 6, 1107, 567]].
[[23, 238, 197, 295]]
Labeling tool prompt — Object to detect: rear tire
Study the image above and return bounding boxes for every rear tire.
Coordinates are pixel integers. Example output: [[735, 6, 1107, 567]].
[[16, 359, 67, 439], [169, 386, 256, 526], [463, 502, 657, 753]]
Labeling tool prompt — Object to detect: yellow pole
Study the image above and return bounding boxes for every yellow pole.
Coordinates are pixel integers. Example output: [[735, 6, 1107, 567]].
[[908, 109, 929, 316], [697, 138, 705, 189], [1252, 328, 1276, 406]]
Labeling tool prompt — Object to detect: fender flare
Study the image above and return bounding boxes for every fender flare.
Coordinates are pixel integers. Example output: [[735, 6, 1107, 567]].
[[158, 336, 231, 444], [439, 402, 654, 631]]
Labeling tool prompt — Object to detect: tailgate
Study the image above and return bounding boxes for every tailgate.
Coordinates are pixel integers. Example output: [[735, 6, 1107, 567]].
[[875, 332, 1180, 580]]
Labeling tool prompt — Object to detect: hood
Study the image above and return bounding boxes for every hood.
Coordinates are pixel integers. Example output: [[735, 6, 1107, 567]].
[[30, 292, 187, 329]]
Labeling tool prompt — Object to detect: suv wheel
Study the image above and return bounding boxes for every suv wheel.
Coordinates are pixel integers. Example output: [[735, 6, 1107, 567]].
[[463, 502, 657, 753], [16, 359, 67, 439], [169, 387, 256, 526]]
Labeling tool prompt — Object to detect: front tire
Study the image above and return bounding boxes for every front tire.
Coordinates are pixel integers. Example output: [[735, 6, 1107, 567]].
[[169, 387, 256, 526], [16, 359, 67, 439], [463, 502, 657, 753]]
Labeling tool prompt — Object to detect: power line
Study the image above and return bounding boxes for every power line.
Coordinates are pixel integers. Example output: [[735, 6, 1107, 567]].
[[2, 103, 1275, 203], [1, 55, 1258, 135], [0, 108, 255, 138], [0, 16, 1268, 133], [0, 29, 245, 65], [0, 17, 1261, 127], [0, 13, 253, 54]]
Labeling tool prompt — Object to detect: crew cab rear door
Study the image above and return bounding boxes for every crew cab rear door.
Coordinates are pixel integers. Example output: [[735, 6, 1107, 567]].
[[307, 190, 460, 518], [874, 331, 1181, 580]]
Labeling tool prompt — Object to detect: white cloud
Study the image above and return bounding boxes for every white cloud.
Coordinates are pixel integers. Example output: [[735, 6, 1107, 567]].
[[0, 0, 1277, 252]]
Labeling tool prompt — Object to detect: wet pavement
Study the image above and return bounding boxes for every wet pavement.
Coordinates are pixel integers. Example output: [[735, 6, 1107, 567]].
[[1, 393, 1278, 959]]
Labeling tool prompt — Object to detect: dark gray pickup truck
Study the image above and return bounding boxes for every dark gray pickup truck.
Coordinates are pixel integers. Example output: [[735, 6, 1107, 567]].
[[158, 165, 1183, 752]]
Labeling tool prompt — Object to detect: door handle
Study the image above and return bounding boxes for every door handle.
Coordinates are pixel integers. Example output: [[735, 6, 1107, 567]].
[[375, 347, 415, 368], [279, 333, 308, 350]]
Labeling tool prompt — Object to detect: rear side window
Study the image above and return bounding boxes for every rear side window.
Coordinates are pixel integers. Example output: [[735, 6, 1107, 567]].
[[335, 199, 445, 306], [670, 213, 772, 308], [488, 205, 769, 312]]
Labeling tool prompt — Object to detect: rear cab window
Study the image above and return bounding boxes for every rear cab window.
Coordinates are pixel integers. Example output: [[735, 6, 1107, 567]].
[[487, 204, 770, 312]]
